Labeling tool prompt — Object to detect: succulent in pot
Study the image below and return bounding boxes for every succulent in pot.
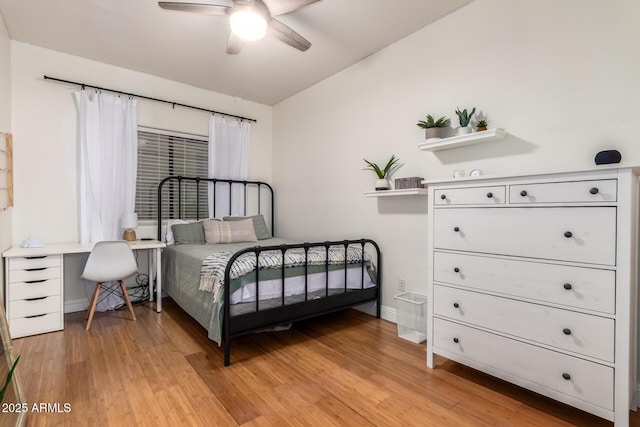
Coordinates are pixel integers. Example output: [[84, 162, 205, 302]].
[[455, 107, 476, 135], [477, 119, 488, 132], [417, 114, 450, 140]]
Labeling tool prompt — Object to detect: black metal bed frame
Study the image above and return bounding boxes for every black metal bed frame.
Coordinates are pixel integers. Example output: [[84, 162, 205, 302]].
[[157, 176, 381, 366]]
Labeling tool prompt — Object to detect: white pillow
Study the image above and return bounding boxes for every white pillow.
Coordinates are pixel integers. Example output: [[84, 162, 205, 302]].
[[165, 219, 187, 245]]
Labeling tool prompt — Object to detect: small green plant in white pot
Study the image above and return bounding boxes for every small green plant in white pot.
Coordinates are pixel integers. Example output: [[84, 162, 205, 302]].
[[455, 107, 476, 135], [416, 115, 450, 141], [363, 154, 401, 190]]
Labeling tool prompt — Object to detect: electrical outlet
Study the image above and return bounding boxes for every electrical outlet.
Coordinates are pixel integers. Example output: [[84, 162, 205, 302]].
[[398, 279, 406, 292]]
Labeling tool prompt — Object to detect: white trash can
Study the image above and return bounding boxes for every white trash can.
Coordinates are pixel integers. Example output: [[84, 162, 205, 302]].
[[394, 292, 428, 343]]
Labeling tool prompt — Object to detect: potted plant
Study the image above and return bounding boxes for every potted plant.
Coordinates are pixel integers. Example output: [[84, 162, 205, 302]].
[[477, 119, 488, 132], [455, 107, 476, 135], [416, 115, 450, 141], [363, 154, 401, 190], [0, 355, 19, 403]]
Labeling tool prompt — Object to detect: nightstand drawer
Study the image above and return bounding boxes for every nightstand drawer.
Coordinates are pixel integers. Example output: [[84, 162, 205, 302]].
[[510, 180, 617, 204], [9, 279, 62, 300], [435, 186, 506, 205], [9, 255, 61, 270], [433, 318, 613, 411], [433, 252, 615, 314], [10, 266, 61, 283], [434, 285, 614, 362], [433, 207, 616, 265], [9, 295, 62, 319], [9, 312, 63, 338]]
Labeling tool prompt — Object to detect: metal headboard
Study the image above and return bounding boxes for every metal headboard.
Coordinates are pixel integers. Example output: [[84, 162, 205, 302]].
[[157, 176, 274, 241]]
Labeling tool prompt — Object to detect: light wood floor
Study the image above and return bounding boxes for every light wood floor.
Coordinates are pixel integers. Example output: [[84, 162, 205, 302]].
[[10, 299, 640, 426]]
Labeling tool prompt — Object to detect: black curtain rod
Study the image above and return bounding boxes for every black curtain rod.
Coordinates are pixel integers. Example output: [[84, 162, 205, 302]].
[[43, 75, 257, 123]]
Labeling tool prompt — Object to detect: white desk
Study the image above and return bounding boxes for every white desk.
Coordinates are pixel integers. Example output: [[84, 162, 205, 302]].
[[2, 240, 165, 338]]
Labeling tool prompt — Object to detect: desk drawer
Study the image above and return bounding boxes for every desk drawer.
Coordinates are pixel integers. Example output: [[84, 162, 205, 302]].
[[9, 312, 62, 338], [9, 279, 61, 301], [434, 285, 614, 362], [10, 266, 61, 283], [433, 318, 613, 411], [9, 295, 62, 319], [435, 186, 506, 205], [9, 255, 61, 270], [510, 180, 617, 204], [433, 207, 616, 265], [433, 252, 615, 314]]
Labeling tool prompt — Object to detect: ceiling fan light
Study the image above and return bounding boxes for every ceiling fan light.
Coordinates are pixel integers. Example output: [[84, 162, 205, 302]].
[[230, 10, 267, 41]]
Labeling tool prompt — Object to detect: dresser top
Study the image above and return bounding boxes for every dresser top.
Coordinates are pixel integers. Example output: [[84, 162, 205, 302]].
[[423, 163, 640, 185]]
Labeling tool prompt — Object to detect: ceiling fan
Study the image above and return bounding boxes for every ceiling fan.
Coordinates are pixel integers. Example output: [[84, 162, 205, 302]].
[[158, 0, 320, 54]]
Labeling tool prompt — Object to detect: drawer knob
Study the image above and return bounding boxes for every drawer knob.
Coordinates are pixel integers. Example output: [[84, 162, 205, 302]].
[[453, 302, 460, 308], [453, 226, 460, 232], [564, 231, 573, 238], [453, 267, 460, 273], [562, 373, 571, 381], [453, 337, 459, 343], [486, 192, 493, 198], [520, 190, 528, 197], [589, 187, 599, 195], [563, 328, 572, 335], [440, 194, 446, 200], [563, 283, 572, 290]]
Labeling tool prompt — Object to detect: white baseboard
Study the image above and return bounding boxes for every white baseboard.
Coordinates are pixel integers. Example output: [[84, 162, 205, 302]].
[[380, 305, 397, 323], [64, 298, 88, 313]]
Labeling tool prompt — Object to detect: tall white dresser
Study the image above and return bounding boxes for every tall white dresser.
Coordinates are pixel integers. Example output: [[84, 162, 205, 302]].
[[426, 166, 639, 425]]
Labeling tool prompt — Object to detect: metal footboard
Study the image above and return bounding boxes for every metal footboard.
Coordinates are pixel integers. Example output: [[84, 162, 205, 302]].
[[222, 239, 381, 366]]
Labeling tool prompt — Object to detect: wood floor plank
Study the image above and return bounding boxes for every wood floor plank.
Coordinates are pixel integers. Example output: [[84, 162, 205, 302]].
[[8, 298, 639, 426]]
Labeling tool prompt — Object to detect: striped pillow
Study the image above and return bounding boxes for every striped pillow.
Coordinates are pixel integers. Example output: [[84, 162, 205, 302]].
[[203, 218, 257, 244]]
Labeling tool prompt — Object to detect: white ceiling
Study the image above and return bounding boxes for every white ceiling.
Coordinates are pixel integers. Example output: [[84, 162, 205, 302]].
[[0, 0, 473, 105]]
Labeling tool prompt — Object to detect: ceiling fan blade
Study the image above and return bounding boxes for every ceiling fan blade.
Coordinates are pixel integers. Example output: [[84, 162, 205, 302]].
[[158, 2, 230, 15], [226, 32, 246, 54], [262, 0, 321, 16], [267, 18, 311, 51]]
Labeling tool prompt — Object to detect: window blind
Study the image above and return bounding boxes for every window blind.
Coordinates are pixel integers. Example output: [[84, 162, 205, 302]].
[[136, 128, 208, 221]]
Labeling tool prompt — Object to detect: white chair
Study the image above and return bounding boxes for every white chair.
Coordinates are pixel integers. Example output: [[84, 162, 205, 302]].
[[82, 241, 138, 330]]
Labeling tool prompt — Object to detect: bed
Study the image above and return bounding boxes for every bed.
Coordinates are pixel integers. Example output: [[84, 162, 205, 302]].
[[157, 176, 381, 365]]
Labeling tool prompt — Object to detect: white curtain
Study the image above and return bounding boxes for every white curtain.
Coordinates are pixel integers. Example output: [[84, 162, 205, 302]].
[[75, 90, 138, 244], [208, 115, 250, 218]]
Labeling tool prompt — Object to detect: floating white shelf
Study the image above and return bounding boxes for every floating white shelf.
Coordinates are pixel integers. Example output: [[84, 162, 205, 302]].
[[418, 128, 506, 152], [365, 188, 428, 197]]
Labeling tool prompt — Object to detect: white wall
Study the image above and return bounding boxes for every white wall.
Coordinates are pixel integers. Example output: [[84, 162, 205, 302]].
[[10, 42, 273, 302], [0, 11, 12, 297], [272, 0, 640, 316]]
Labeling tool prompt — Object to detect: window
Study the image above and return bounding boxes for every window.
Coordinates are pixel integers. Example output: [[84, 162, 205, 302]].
[[136, 128, 208, 221]]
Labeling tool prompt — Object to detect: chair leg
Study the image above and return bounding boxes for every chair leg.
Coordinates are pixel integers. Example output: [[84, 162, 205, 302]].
[[86, 283, 102, 330], [119, 280, 137, 322]]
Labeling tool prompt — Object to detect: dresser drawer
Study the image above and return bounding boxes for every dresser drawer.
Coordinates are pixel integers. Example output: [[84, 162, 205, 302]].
[[433, 252, 615, 314], [9, 312, 63, 338], [433, 207, 616, 265], [510, 180, 617, 204], [9, 255, 61, 270], [435, 186, 506, 205], [434, 285, 614, 361], [9, 279, 62, 301], [433, 318, 613, 411], [10, 266, 61, 283], [9, 295, 62, 319]]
